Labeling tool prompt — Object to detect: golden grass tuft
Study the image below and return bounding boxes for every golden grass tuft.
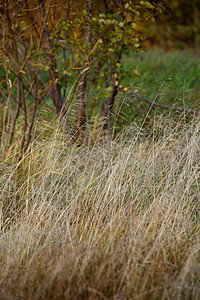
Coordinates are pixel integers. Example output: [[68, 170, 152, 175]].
[[0, 114, 200, 299]]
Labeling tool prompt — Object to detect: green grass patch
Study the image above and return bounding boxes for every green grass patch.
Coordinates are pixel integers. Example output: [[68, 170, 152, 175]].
[[122, 48, 200, 103], [111, 48, 200, 128]]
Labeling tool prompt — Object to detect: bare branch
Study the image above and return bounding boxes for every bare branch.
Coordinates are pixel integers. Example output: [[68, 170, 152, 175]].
[[125, 90, 200, 115]]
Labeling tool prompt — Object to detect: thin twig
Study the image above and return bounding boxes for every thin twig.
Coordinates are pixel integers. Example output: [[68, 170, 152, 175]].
[[125, 90, 200, 115]]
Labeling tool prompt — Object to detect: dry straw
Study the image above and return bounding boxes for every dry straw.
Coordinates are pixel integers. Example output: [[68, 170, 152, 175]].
[[0, 113, 200, 299]]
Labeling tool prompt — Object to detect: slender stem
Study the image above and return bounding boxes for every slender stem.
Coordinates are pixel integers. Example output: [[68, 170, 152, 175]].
[[125, 90, 200, 115], [76, 0, 93, 144]]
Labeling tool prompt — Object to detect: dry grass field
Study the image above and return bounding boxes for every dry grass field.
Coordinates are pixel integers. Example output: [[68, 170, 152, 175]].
[[0, 113, 200, 299]]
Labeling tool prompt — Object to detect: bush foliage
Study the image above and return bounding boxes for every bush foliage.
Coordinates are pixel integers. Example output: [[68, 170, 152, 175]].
[[0, 0, 166, 157]]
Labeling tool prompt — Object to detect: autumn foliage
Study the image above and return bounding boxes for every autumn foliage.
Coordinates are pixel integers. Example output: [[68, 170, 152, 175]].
[[0, 0, 166, 157]]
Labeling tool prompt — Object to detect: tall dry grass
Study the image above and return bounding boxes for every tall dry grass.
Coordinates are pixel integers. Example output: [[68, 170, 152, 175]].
[[0, 113, 200, 299]]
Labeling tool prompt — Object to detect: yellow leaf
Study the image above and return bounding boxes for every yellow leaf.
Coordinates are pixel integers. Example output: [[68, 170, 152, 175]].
[[126, 13, 133, 23], [4, 140, 19, 161]]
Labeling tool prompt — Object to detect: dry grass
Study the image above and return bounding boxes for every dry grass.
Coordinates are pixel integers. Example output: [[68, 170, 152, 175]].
[[0, 114, 200, 300]]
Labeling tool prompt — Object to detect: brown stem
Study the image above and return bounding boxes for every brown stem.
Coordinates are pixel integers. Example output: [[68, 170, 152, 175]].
[[39, 0, 64, 114], [75, 0, 92, 144], [76, 72, 87, 140], [101, 19, 124, 122], [125, 90, 200, 115], [37, 0, 73, 139], [3, 1, 22, 148], [101, 60, 120, 124], [24, 74, 38, 153], [63, 0, 71, 100], [5, 4, 27, 156], [19, 76, 27, 156]]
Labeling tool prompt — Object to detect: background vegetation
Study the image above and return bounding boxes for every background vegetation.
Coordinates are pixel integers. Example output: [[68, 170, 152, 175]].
[[144, 0, 200, 48]]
